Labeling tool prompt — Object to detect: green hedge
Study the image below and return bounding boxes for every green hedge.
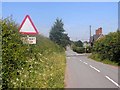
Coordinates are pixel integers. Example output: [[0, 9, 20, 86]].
[[92, 30, 120, 65], [2, 17, 28, 89], [0, 18, 2, 89], [2, 17, 66, 89], [72, 44, 92, 54], [72, 45, 85, 53]]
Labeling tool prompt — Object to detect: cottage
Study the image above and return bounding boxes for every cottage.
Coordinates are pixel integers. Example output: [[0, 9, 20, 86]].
[[90, 27, 104, 46]]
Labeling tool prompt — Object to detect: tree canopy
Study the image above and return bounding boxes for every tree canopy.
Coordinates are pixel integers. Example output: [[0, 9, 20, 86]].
[[74, 40, 83, 47], [93, 30, 120, 64], [49, 18, 70, 48]]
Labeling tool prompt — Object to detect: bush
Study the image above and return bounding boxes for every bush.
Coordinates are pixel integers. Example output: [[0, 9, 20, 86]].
[[2, 17, 66, 89], [72, 46, 85, 53], [71, 40, 92, 53], [2, 17, 28, 89], [89, 53, 119, 66], [0, 19, 2, 89], [92, 30, 120, 65], [86, 46, 92, 53]]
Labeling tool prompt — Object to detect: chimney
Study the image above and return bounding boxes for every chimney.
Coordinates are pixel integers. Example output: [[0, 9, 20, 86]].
[[96, 27, 102, 35]]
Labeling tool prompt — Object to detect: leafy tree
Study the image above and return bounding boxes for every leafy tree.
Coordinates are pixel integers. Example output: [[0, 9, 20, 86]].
[[93, 30, 120, 64], [49, 18, 70, 48], [74, 40, 83, 47]]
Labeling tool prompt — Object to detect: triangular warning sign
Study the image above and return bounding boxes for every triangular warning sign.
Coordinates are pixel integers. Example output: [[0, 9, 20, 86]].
[[19, 15, 38, 35]]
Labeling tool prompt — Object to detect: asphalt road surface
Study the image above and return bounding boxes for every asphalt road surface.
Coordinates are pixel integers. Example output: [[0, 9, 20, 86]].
[[65, 47, 119, 88]]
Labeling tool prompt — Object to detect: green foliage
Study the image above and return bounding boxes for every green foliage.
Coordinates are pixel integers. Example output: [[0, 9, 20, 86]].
[[71, 40, 86, 53], [89, 53, 119, 66], [86, 46, 91, 53], [49, 18, 70, 48], [72, 45, 84, 54], [2, 17, 28, 89], [0, 19, 2, 89], [74, 40, 83, 47], [73, 46, 85, 53], [2, 17, 66, 89], [92, 31, 120, 66]]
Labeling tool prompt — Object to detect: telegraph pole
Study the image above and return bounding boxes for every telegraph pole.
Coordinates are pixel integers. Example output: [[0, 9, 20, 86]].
[[90, 25, 91, 39], [89, 25, 92, 47], [90, 25, 91, 42]]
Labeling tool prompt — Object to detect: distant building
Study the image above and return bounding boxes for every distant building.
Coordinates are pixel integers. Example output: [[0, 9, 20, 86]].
[[90, 27, 104, 46]]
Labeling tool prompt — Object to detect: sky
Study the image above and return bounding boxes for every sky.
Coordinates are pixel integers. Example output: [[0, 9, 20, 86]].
[[2, 2, 118, 41]]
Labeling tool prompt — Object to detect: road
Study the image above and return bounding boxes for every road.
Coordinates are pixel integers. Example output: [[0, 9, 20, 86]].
[[65, 47, 119, 88]]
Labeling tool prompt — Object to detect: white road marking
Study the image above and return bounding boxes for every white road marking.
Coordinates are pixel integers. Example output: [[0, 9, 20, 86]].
[[83, 62, 88, 65], [80, 60, 82, 62], [105, 76, 120, 88], [89, 65, 100, 72]]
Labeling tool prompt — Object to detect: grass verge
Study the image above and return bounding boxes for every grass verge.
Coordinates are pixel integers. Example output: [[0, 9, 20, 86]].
[[89, 53, 119, 66]]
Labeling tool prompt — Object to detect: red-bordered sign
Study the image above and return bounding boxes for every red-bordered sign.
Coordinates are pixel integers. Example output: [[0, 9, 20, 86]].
[[19, 15, 39, 35]]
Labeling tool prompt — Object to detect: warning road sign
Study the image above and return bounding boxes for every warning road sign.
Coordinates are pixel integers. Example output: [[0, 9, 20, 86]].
[[19, 15, 38, 35]]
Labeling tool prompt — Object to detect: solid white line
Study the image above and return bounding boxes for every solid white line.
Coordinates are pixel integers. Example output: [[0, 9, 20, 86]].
[[105, 76, 120, 88], [89, 65, 100, 72]]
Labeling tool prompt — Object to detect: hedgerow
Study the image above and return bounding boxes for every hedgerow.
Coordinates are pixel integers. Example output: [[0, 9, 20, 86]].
[[92, 30, 120, 65], [0, 18, 2, 89], [1, 17, 66, 89], [2, 17, 28, 89], [72, 45, 85, 53]]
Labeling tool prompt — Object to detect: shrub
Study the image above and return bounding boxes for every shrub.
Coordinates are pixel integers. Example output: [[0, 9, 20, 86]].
[[2, 17, 28, 89], [1, 17, 66, 89], [86, 46, 92, 53], [73, 46, 85, 53], [92, 30, 120, 65]]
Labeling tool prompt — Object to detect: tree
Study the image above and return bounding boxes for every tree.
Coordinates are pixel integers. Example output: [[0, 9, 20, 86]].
[[49, 18, 70, 48], [93, 30, 120, 64], [74, 40, 83, 47]]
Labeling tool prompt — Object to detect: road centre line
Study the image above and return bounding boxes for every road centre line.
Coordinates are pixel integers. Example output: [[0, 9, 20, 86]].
[[89, 65, 100, 72], [79, 60, 119, 88], [105, 76, 120, 88], [79, 60, 88, 65], [79, 60, 100, 72], [83, 62, 88, 65]]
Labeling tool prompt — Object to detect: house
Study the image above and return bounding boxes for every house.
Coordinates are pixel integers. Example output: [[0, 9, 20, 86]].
[[90, 27, 104, 46]]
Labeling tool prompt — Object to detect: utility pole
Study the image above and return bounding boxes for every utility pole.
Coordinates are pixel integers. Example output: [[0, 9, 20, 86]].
[[89, 25, 92, 47], [90, 25, 91, 39], [90, 25, 91, 43]]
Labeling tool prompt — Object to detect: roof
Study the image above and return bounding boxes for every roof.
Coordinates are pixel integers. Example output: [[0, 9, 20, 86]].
[[90, 34, 104, 43]]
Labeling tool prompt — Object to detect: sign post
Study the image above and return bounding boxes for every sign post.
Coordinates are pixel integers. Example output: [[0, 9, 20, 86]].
[[19, 15, 38, 44]]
